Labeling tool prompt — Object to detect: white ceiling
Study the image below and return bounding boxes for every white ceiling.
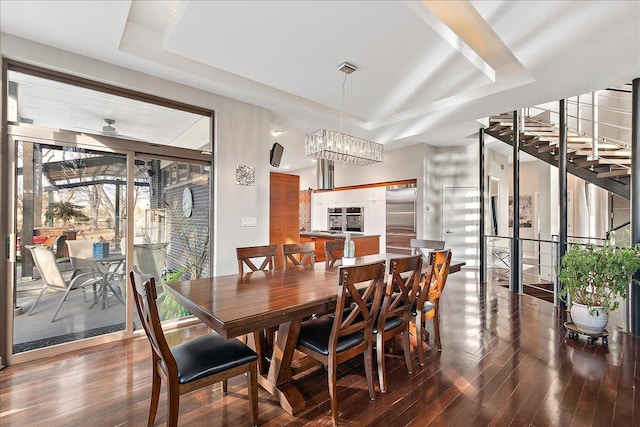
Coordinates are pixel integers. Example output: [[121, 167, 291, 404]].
[[1, 0, 639, 170]]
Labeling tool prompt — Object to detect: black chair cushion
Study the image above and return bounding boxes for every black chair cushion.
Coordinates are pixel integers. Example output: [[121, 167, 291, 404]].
[[411, 301, 434, 316], [298, 315, 364, 356], [372, 315, 404, 334], [172, 332, 258, 384]]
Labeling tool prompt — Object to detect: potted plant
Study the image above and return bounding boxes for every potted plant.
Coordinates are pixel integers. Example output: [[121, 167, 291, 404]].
[[557, 239, 640, 334]]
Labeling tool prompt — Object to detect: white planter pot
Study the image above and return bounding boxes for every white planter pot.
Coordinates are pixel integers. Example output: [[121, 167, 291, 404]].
[[570, 302, 608, 335]]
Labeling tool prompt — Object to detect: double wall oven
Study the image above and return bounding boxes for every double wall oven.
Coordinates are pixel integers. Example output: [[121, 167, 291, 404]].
[[328, 207, 364, 232]]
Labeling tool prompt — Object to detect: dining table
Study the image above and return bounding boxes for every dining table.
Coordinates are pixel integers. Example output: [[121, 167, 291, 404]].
[[165, 253, 465, 415]]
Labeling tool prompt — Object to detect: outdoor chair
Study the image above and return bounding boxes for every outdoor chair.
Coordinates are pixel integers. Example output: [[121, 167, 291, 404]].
[[26, 245, 102, 322], [133, 243, 168, 281], [66, 239, 96, 280]]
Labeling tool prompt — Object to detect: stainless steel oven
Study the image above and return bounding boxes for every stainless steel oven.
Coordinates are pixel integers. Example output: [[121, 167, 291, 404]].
[[328, 207, 344, 231], [327, 207, 364, 232], [345, 207, 364, 232]]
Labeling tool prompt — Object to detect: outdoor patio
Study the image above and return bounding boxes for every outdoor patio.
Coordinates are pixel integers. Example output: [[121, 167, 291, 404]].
[[13, 261, 126, 353]]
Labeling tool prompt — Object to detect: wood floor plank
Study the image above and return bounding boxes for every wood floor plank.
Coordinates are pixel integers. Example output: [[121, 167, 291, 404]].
[[1, 271, 639, 426]]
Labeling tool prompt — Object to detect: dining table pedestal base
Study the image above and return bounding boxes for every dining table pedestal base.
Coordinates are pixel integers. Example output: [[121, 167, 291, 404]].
[[257, 319, 306, 415]]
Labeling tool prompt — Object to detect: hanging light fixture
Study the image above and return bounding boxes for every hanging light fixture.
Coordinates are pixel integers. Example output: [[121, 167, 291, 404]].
[[305, 62, 383, 166]]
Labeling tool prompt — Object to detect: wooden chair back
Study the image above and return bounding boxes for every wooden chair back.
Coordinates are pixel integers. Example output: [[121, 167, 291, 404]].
[[129, 266, 176, 374], [324, 240, 344, 268], [410, 239, 445, 259], [380, 255, 423, 325], [295, 260, 386, 424], [282, 242, 315, 269], [420, 249, 452, 306], [236, 244, 278, 275], [413, 249, 451, 359], [332, 261, 386, 349], [374, 255, 423, 392], [130, 266, 259, 426]]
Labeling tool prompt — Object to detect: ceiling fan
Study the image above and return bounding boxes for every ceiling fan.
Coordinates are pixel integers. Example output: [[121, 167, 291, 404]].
[[102, 118, 118, 136], [71, 117, 143, 141], [100, 118, 145, 141]]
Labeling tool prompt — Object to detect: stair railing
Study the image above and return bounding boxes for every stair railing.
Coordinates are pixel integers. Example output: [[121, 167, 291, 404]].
[[522, 87, 632, 171]]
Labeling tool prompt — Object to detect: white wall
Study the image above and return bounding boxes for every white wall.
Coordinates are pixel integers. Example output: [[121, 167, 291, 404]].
[[0, 34, 272, 276], [430, 144, 479, 241]]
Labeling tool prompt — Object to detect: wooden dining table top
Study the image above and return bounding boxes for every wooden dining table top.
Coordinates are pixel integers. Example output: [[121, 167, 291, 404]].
[[165, 253, 465, 340]]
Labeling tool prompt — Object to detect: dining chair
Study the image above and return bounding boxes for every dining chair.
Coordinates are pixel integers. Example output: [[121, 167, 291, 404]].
[[282, 242, 315, 269], [236, 244, 278, 275], [410, 238, 445, 260], [130, 266, 259, 427], [26, 245, 102, 322], [412, 249, 452, 365], [324, 240, 344, 268], [374, 255, 423, 393], [236, 244, 279, 373], [296, 260, 386, 426]]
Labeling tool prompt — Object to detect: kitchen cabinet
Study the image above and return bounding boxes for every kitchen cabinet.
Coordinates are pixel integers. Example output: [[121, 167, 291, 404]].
[[300, 232, 380, 263]]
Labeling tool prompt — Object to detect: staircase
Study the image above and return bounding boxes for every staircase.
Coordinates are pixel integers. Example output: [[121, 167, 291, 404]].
[[484, 85, 633, 200]]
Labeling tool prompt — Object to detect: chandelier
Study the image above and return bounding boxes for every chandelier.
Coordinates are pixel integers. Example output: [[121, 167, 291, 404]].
[[305, 129, 383, 166], [305, 62, 383, 166]]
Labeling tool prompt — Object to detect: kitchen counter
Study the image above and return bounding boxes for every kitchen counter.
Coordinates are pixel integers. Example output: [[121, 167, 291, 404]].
[[299, 231, 380, 262], [300, 231, 380, 239]]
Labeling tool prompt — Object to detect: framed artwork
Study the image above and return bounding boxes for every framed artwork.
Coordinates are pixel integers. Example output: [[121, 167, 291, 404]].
[[509, 195, 532, 228], [235, 165, 255, 186]]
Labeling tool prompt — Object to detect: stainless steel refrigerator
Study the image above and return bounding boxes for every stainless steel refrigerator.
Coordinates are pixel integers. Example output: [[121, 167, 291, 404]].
[[385, 184, 416, 254]]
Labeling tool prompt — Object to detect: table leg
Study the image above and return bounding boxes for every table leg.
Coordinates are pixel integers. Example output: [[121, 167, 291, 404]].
[[256, 319, 306, 415]]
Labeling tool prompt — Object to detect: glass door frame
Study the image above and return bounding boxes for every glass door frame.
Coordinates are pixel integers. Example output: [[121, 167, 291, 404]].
[[4, 124, 212, 365]]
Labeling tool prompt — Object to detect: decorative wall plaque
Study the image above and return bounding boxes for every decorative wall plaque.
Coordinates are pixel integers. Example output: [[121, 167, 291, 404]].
[[235, 165, 255, 186]]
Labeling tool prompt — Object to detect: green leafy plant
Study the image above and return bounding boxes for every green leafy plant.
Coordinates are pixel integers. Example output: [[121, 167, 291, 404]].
[[158, 267, 190, 320], [557, 239, 640, 313], [45, 201, 89, 227]]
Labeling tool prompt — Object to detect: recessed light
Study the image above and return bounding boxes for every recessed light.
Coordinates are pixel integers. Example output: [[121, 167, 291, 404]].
[[271, 130, 283, 136]]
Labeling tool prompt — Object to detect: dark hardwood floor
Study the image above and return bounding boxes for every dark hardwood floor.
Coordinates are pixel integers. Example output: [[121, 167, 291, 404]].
[[1, 270, 638, 426]]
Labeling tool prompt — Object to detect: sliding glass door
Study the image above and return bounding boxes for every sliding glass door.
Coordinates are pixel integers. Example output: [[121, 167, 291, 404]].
[[3, 62, 213, 364], [131, 155, 210, 323], [13, 141, 128, 353]]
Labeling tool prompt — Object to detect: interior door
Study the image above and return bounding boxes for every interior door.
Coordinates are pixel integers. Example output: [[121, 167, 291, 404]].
[[443, 186, 479, 267]]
